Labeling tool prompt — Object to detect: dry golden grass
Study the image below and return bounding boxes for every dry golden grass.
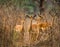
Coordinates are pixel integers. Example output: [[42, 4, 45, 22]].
[[0, 4, 60, 47]]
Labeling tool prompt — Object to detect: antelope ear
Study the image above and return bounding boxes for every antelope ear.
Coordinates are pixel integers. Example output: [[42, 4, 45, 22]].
[[33, 14, 36, 18], [26, 15, 30, 18]]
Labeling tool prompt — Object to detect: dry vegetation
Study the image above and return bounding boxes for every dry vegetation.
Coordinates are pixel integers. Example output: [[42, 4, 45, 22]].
[[0, 0, 60, 47]]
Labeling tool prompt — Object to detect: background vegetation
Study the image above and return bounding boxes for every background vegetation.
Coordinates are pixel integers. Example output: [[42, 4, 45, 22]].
[[0, 0, 60, 47]]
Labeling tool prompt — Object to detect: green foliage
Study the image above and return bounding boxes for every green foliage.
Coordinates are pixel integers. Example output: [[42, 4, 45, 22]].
[[0, 0, 38, 14], [0, 0, 11, 5]]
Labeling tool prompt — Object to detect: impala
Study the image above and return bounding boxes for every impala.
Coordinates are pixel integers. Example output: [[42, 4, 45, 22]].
[[14, 19, 25, 32]]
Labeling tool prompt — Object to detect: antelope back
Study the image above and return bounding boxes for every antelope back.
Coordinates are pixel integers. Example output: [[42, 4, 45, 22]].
[[39, 22, 52, 31]]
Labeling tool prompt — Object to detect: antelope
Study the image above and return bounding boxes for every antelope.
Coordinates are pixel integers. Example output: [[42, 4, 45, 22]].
[[32, 22, 37, 32], [14, 25, 23, 32], [39, 22, 52, 31], [14, 19, 25, 32]]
